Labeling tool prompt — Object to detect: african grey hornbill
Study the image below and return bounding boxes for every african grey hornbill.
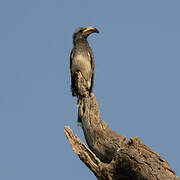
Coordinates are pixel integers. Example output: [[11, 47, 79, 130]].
[[70, 26, 99, 97]]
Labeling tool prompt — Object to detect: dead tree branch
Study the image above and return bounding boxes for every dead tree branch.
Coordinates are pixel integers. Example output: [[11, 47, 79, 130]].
[[65, 71, 179, 180]]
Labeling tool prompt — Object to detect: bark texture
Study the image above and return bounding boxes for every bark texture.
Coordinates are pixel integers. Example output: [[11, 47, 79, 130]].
[[65, 71, 179, 180]]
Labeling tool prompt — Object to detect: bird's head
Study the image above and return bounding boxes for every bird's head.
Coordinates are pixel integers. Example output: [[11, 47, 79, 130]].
[[73, 26, 99, 44]]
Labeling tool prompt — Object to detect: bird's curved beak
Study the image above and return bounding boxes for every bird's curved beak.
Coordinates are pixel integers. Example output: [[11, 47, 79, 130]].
[[83, 27, 99, 35]]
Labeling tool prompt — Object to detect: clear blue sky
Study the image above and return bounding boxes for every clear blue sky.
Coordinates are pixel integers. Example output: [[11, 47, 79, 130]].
[[0, 0, 179, 179]]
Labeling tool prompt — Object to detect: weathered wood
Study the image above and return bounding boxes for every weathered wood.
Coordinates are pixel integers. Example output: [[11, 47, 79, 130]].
[[65, 71, 179, 180]]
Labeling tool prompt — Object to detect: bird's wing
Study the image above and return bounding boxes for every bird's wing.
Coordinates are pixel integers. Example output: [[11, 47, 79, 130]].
[[88, 50, 95, 94], [70, 49, 77, 95], [70, 49, 74, 73]]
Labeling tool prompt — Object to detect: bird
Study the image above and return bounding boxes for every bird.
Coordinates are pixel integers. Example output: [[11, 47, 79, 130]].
[[70, 26, 99, 97]]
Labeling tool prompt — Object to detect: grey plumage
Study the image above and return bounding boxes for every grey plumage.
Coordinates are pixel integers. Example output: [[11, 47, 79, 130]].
[[70, 27, 99, 96]]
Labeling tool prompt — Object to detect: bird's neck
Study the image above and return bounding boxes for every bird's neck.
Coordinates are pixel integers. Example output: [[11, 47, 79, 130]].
[[73, 38, 89, 47]]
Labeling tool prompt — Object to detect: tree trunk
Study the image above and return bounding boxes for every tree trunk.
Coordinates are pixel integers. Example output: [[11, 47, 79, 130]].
[[64, 71, 179, 180]]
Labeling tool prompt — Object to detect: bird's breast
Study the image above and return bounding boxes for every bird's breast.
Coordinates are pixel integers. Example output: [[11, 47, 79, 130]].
[[71, 53, 92, 81]]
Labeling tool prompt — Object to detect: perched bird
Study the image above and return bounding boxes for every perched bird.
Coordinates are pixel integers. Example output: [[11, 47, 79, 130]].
[[70, 26, 99, 97]]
